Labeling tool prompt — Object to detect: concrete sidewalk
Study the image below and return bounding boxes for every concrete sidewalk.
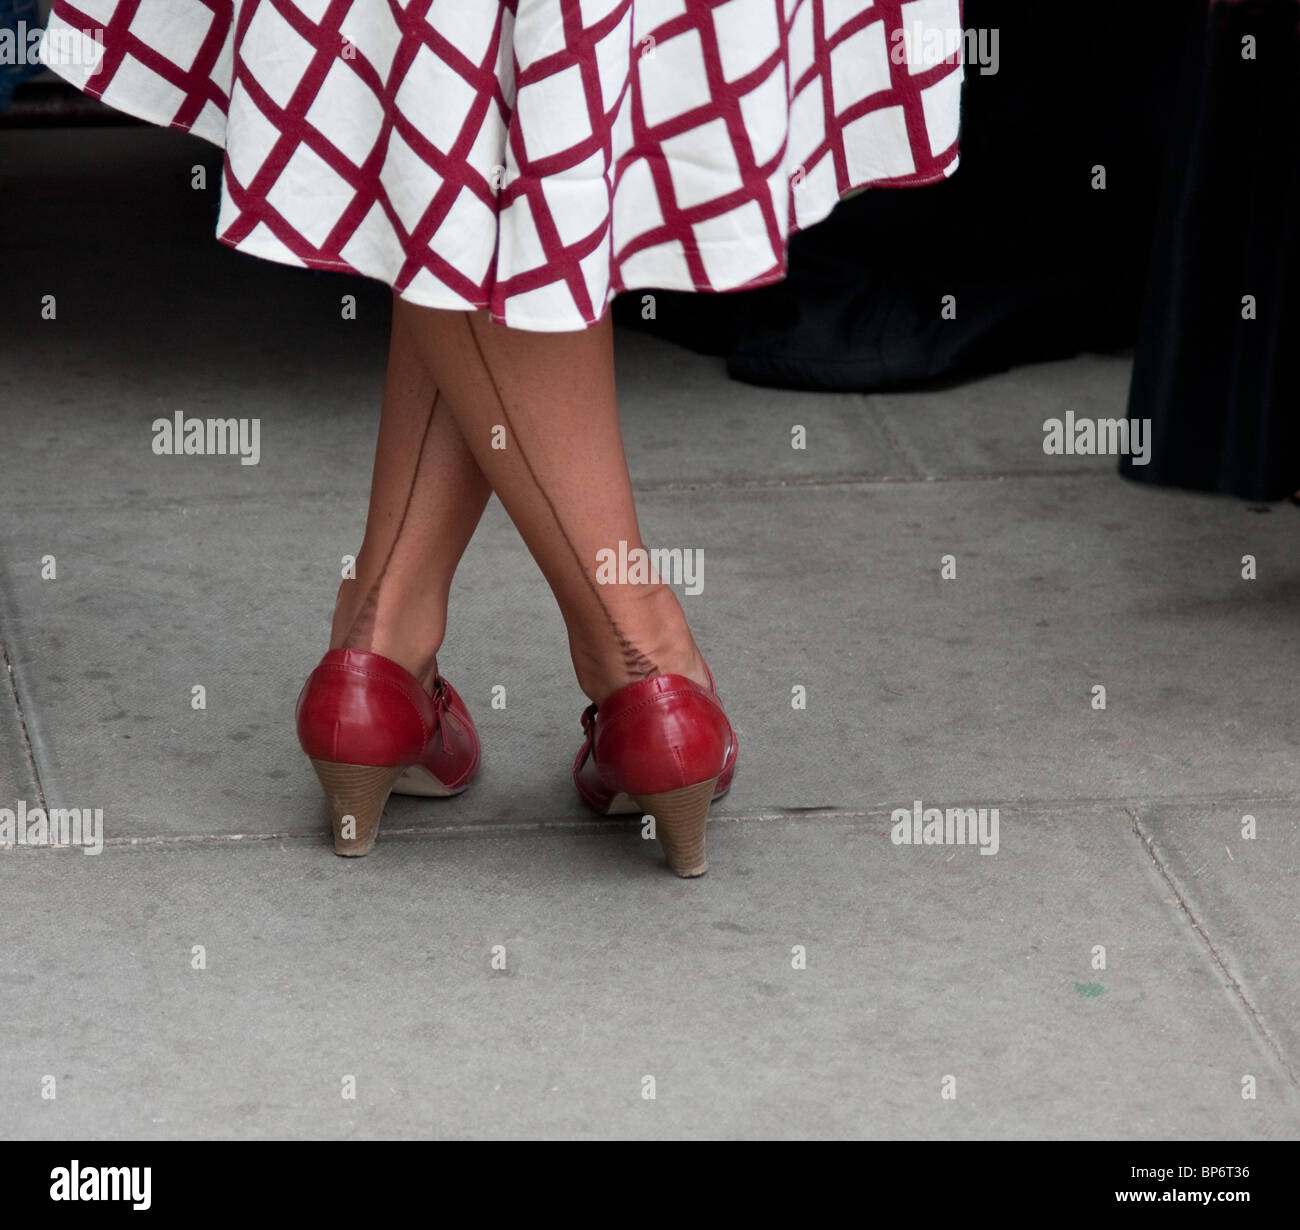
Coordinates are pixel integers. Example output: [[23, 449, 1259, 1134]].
[[1, 127, 1298, 1140]]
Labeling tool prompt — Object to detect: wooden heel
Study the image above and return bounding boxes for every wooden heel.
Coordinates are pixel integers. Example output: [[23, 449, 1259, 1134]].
[[309, 759, 404, 856], [634, 777, 719, 877]]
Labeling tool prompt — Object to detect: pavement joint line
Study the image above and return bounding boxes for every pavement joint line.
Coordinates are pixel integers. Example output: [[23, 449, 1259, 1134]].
[[6, 794, 1300, 853], [2, 812, 872, 852], [867, 398, 924, 479], [1124, 805, 1300, 1091], [0, 468, 1120, 523], [0, 576, 47, 812]]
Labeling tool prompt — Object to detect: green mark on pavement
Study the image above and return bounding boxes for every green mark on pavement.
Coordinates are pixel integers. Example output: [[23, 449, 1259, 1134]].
[[1073, 982, 1106, 997]]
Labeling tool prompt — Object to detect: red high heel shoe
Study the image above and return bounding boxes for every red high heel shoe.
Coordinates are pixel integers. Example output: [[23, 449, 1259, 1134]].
[[573, 670, 738, 877], [296, 649, 480, 856]]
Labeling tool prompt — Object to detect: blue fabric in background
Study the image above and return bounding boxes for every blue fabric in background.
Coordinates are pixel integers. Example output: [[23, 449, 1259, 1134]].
[[1, 0, 45, 114]]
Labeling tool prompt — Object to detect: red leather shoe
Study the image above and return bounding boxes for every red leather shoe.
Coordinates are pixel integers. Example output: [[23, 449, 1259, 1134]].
[[296, 649, 480, 856], [573, 669, 738, 877]]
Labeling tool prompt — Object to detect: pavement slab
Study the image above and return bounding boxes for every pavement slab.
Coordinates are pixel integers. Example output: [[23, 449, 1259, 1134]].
[[0, 810, 1296, 1140], [873, 353, 1136, 479], [1136, 803, 1300, 1078]]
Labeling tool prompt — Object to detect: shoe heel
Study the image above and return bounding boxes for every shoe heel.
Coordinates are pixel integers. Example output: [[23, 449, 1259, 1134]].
[[633, 777, 718, 878], [309, 759, 404, 856]]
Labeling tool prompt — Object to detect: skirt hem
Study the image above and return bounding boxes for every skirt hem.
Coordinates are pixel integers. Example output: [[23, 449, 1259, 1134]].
[[220, 159, 958, 331]]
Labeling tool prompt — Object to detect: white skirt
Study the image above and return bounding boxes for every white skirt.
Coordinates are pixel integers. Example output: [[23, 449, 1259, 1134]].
[[43, 0, 965, 329]]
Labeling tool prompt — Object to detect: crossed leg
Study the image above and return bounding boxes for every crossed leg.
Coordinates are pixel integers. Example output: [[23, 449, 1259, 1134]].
[[332, 296, 709, 705]]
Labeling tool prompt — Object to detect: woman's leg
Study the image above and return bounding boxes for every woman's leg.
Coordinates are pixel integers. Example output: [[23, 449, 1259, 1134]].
[[397, 301, 709, 705], [330, 295, 492, 688]]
